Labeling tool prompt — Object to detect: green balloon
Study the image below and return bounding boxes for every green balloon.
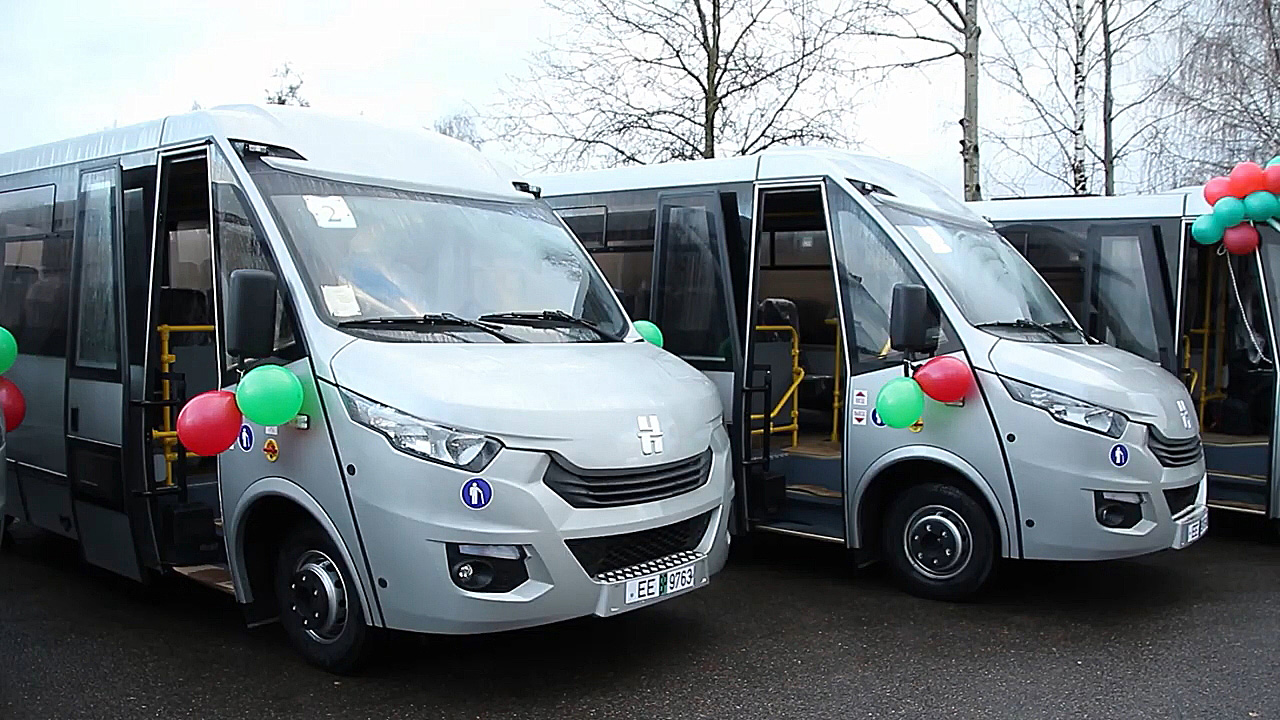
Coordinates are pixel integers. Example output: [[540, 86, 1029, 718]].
[[1214, 195, 1247, 227], [1244, 191, 1280, 222], [875, 377, 925, 429], [1268, 156, 1280, 168], [236, 364, 304, 427], [1191, 214, 1225, 245], [0, 327, 16, 374], [634, 320, 664, 348]]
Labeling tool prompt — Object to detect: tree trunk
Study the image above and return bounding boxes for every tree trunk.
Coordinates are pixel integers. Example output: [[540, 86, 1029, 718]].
[[1071, 0, 1088, 194], [1101, 0, 1115, 195], [703, 0, 721, 159], [962, 0, 982, 200]]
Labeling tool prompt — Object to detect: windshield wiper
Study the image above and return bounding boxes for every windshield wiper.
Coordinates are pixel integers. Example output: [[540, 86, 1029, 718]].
[[975, 318, 1079, 343], [338, 313, 526, 343], [478, 310, 623, 341]]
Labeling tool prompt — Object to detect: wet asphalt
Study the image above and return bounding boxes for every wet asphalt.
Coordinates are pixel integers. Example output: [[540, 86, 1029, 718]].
[[1, 511, 1278, 720]]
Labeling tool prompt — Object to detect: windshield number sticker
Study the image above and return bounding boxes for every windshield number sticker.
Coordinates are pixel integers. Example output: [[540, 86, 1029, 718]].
[[321, 284, 362, 317], [303, 195, 358, 229]]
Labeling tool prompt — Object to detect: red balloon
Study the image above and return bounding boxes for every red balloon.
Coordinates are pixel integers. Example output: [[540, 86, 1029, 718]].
[[1264, 166, 1280, 196], [176, 390, 242, 456], [1204, 176, 1232, 206], [913, 355, 973, 404], [0, 377, 25, 432], [1223, 223, 1260, 255], [1228, 162, 1266, 198]]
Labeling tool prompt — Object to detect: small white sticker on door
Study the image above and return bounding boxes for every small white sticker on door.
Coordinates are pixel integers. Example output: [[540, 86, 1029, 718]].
[[303, 195, 358, 228], [321, 284, 361, 317], [852, 409, 867, 425], [852, 389, 868, 406]]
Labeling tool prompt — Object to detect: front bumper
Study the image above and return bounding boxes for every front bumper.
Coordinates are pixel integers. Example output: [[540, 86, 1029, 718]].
[[342, 417, 734, 635]]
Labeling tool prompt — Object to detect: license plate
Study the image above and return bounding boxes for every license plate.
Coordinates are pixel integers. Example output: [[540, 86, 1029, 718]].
[[1177, 512, 1208, 548], [624, 564, 696, 604]]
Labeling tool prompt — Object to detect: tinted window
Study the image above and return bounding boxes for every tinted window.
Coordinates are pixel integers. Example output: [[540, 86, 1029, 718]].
[[654, 196, 734, 365], [3, 233, 71, 357], [73, 169, 120, 371], [0, 185, 55, 240], [558, 206, 605, 247], [593, 250, 653, 318]]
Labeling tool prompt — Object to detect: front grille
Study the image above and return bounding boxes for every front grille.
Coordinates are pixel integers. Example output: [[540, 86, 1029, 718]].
[[1148, 428, 1203, 468], [1164, 484, 1199, 517], [565, 511, 713, 579], [543, 450, 712, 508], [596, 550, 704, 583]]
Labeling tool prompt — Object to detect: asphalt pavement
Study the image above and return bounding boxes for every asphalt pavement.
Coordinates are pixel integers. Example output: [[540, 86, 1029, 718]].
[[2, 511, 1278, 720]]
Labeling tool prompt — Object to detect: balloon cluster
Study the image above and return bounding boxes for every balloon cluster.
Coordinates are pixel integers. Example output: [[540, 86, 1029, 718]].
[[0, 328, 24, 432], [874, 356, 972, 429], [176, 364, 304, 456], [1191, 158, 1280, 255]]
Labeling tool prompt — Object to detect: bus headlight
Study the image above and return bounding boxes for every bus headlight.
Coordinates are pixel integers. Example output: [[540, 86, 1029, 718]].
[[340, 389, 502, 471], [1001, 377, 1128, 438]]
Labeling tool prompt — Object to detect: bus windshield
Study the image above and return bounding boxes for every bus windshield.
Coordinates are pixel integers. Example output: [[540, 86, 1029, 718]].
[[876, 200, 1086, 344], [252, 168, 629, 343]]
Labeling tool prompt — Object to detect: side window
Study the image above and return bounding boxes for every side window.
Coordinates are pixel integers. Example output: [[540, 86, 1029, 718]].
[[654, 197, 734, 365], [213, 181, 299, 369], [0, 184, 71, 358], [73, 169, 121, 371], [593, 250, 653, 319], [997, 223, 1088, 322], [559, 204, 656, 319], [829, 190, 958, 368], [558, 206, 605, 247]]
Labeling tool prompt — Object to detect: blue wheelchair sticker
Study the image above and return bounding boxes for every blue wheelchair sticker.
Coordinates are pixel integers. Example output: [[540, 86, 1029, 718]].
[[238, 425, 254, 452], [461, 478, 493, 510], [1109, 443, 1129, 468], [871, 409, 885, 427]]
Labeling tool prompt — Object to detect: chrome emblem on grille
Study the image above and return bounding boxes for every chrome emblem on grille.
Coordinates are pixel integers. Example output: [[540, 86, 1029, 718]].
[[1176, 400, 1193, 430], [638, 414, 664, 455]]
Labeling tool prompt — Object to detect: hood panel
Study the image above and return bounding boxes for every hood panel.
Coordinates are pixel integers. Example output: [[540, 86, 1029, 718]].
[[329, 339, 723, 469], [988, 340, 1198, 438]]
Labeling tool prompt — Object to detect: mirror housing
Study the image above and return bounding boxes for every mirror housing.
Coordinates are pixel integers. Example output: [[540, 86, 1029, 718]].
[[889, 283, 941, 354], [227, 269, 279, 361]]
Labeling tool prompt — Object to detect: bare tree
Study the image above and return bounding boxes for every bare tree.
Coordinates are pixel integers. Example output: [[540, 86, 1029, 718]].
[[872, 0, 984, 200], [1148, 0, 1280, 185], [434, 112, 483, 149], [265, 62, 310, 107], [985, 0, 1176, 194], [493, 0, 893, 170]]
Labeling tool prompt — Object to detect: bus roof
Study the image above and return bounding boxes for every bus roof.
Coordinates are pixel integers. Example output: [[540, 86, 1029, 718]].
[[969, 189, 1199, 222], [0, 104, 528, 201], [534, 147, 981, 223]]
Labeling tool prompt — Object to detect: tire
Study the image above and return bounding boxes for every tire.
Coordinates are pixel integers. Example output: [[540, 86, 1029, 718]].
[[881, 482, 996, 601], [274, 524, 374, 674]]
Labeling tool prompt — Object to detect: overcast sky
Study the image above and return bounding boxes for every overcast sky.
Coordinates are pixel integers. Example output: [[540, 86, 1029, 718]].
[[0, 0, 967, 194]]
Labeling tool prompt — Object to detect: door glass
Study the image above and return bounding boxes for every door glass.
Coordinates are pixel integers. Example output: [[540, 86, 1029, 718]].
[[654, 196, 734, 366], [74, 169, 120, 371], [1096, 231, 1161, 362]]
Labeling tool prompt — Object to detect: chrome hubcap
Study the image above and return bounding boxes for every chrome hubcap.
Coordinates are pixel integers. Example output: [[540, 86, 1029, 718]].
[[289, 550, 347, 644], [903, 505, 972, 580]]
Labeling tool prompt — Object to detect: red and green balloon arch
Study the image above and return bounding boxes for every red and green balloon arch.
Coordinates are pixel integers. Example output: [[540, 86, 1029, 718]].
[[1191, 158, 1280, 255]]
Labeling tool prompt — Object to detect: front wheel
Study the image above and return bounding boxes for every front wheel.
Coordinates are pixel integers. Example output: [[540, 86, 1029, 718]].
[[275, 525, 374, 674], [882, 482, 996, 601]]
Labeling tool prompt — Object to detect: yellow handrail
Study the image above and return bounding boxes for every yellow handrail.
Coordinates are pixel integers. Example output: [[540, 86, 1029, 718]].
[[750, 324, 804, 448], [153, 323, 216, 487], [827, 317, 843, 443]]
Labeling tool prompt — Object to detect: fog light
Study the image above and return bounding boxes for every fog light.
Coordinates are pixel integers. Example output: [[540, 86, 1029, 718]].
[[451, 560, 495, 591], [1097, 503, 1127, 528], [1093, 490, 1143, 529]]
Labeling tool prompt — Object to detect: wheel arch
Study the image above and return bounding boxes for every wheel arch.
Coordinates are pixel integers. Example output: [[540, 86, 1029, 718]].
[[850, 446, 1015, 559], [226, 477, 381, 627]]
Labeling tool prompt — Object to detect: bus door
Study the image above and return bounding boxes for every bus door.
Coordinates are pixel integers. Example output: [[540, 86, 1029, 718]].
[[138, 147, 224, 567], [65, 163, 142, 579], [738, 182, 848, 542], [1179, 220, 1276, 514]]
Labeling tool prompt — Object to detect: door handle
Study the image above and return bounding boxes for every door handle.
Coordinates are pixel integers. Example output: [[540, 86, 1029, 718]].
[[70, 407, 79, 432]]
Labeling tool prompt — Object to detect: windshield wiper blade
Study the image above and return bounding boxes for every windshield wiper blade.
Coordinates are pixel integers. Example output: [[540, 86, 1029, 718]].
[[338, 313, 525, 343], [478, 310, 622, 341], [975, 318, 1076, 343]]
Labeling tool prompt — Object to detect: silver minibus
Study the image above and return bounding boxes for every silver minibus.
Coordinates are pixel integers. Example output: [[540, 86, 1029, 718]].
[[0, 105, 732, 672], [537, 149, 1208, 600]]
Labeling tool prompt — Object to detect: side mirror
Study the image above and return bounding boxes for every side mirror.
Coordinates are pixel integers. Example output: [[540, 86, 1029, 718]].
[[889, 283, 941, 354], [227, 269, 279, 361]]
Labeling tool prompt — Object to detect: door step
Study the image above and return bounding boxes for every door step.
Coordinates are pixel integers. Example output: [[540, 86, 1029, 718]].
[[173, 564, 235, 595]]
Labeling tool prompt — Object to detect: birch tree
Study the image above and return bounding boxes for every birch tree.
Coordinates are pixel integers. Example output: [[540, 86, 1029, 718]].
[[434, 112, 483, 149], [493, 0, 893, 170], [265, 63, 310, 108]]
